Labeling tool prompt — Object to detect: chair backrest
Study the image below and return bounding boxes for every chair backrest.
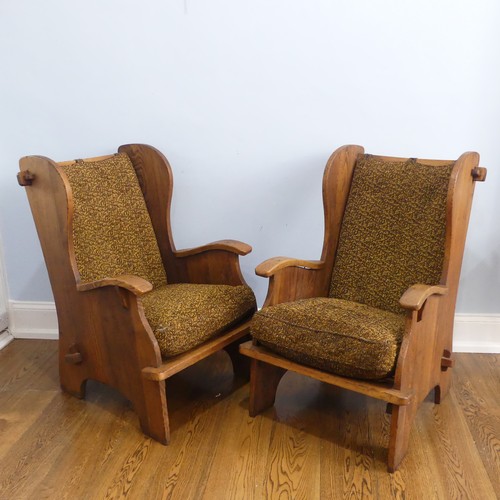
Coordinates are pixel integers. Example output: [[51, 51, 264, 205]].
[[60, 153, 167, 287], [329, 154, 454, 314]]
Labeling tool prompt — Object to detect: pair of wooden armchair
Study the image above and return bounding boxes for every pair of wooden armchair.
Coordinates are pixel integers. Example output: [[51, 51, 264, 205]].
[[19, 144, 485, 471]]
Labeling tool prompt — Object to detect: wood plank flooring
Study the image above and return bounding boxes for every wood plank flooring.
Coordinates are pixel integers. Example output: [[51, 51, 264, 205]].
[[0, 340, 498, 499]]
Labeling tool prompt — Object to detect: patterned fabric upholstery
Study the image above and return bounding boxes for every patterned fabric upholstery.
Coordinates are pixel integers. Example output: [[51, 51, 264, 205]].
[[61, 154, 167, 287], [62, 154, 256, 356], [253, 155, 454, 380], [251, 298, 405, 379], [330, 155, 454, 314], [142, 283, 256, 357]]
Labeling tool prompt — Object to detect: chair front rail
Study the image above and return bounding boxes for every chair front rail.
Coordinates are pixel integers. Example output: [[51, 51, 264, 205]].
[[240, 341, 414, 406]]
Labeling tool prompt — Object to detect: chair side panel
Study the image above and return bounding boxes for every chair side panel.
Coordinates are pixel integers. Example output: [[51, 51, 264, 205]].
[[19, 156, 163, 392], [320, 145, 365, 295], [119, 144, 183, 282]]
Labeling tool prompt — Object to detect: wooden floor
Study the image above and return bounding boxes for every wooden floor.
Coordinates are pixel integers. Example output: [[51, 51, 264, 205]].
[[0, 340, 498, 499]]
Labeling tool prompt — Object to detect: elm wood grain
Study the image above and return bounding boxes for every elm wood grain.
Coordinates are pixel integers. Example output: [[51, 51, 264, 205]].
[[255, 257, 325, 276], [452, 354, 500, 493], [0, 341, 498, 499], [202, 404, 273, 499], [18, 144, 255, 446], [263, 411, 321, 499], [0, 389, 57, 456], [241, 145, 486, 471], [248, 359, 287, 416], [75, 274, 153, 295], [426, 391, 497, 500], [175, 239, 252, 257], [125, 354, 247, 500], [0, 339, 57, 393], [399, 284, 448, 310]]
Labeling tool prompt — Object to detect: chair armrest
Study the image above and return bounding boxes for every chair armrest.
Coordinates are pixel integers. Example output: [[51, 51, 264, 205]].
[[174, 239, 252, 258], [256, 257, 325, 277], [76, 275, 153, 296], [171, 240, 251, 286], [399, 284, 448, 311], [257, 257, 328, 306]]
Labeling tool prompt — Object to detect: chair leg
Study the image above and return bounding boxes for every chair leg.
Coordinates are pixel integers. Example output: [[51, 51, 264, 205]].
[[133, 379, 170, 445], [249, 359, 286, 417], [434, 369, 452, 404], [59, 364, 87, 399], [387, 403, 417, 472], [224, 336, 251, 380]]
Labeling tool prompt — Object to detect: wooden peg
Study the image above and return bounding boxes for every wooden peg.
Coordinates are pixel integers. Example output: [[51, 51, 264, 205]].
[[65, 344, 83, 364], [441, 356, 454, 371], [472, 167, 487, 182], [17, 170, 35, 186]]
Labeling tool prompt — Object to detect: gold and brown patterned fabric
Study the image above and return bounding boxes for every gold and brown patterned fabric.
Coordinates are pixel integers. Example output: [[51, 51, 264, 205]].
[[251, 297, 405, 379], [252, 155, 454, 380], [61, 154, 167, 287], [62, 154, 256, 357], [142, 283, 256, 357], [330, 155, 454, 314]]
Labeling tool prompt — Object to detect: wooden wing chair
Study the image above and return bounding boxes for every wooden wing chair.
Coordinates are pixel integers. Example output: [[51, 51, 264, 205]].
[[18, 144, 256, 444], [240, 145, 486, 471]]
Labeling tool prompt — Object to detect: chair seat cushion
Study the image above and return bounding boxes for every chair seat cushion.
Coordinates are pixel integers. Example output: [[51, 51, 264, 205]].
[[142, 283, 256, 358], [251, 298, 406, 380]]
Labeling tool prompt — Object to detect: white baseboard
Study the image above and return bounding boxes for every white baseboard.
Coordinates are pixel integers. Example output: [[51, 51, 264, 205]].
[[453, 314, 500, 353], [9, 301, 58, 340], [0, 330, 14, 350], [6, 301, 500, 353], [0, 311, 8, 332]]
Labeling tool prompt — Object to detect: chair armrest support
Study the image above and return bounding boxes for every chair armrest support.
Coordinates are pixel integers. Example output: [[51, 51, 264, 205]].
[[399, 284, 448, 311], [257, 257, 329, 306], [76, 275, 153, 296], [256, 257, 325, 277], [171, 241, 252, 286], [174, 239, 252, 258]]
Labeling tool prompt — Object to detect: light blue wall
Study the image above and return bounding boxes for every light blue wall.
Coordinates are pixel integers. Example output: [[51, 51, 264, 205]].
[[1, 0, 499, 311]]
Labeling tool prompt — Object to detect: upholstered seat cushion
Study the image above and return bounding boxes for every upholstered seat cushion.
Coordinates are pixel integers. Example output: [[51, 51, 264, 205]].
[[251, 297, 406, 380], [142, 283, 256, 358]]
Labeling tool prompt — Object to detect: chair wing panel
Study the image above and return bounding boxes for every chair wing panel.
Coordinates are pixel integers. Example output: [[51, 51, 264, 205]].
[[118, 144, 180, 280], [18, 156, 78, 297]]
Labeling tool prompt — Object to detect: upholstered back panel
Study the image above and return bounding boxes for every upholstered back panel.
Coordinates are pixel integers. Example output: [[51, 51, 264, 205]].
[[61, 153, 167, 287], [329, 155, 454, 314]]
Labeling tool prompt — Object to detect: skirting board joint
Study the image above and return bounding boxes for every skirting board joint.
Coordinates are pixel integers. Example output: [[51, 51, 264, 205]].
[[0, 330, 14, 350]]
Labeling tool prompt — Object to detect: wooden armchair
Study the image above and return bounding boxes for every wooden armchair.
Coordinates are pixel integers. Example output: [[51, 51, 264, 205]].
[[240, 145, 486, 471], [18, 144, 256, 444]]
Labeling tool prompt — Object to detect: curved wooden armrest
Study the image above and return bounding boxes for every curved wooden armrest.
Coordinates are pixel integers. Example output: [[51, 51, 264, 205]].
[[76, 275, 153, 296], [399, 284, 448, 311], [174, 239, 252, 258], [256, 257, 325, 277]]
